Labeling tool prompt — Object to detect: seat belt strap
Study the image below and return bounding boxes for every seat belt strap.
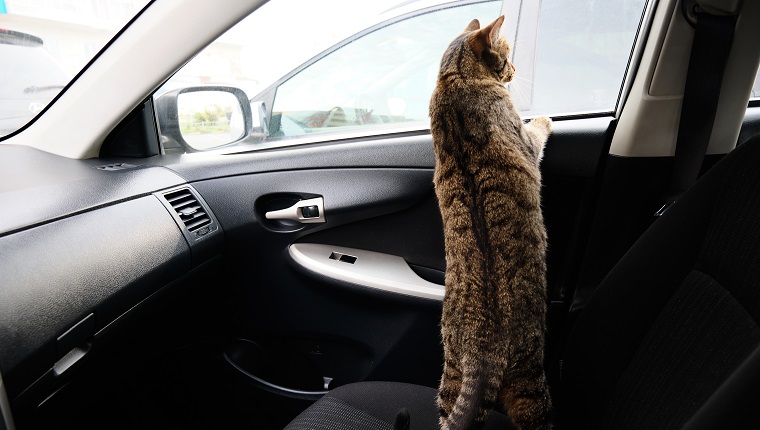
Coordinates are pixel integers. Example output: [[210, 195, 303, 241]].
[[655, 9, 737, 217]]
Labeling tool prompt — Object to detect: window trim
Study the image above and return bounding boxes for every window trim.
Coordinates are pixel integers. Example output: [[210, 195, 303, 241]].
[[616, 0, 658, 118]]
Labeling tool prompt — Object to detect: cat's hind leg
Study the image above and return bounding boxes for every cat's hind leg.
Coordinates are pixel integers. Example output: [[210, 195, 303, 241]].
[[498, 365, 552, 430], [437, 356, 463, 421]]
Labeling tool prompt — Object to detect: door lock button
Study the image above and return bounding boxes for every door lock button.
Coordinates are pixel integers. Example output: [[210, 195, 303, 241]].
[[301, 205, 320, 218]]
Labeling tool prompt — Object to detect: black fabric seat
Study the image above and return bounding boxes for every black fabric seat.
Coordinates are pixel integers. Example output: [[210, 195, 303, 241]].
[[286, 135, 760, 430], [285, 382, 513, 430]]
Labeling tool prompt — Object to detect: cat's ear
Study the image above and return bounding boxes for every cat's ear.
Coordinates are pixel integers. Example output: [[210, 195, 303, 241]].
[[483, 15, 505, 48], [465, 19, 480, 32]]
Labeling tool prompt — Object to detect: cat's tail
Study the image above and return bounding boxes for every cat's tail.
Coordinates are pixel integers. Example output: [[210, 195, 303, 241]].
[[440, 360, 487, 430]]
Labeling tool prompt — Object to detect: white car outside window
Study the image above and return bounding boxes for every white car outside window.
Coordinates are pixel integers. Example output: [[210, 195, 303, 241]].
[[0, 0, 150, 138]]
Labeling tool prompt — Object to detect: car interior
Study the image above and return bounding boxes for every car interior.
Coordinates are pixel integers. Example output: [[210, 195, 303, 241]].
[[1, 0, 760, 429]]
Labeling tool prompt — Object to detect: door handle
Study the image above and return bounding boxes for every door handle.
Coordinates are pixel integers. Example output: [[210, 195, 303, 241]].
[[265, 197, 326, 224]]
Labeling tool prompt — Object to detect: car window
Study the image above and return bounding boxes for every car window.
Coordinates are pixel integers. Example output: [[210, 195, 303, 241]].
[[0, 0, 150, 138], [753, 69, 760, 99], [514, 0, 647, 116], [155, 0, 649, 152], [268, 2, 501, 139]]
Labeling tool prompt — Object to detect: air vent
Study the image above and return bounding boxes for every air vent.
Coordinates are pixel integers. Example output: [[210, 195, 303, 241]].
[[164, 188, 212, 233]]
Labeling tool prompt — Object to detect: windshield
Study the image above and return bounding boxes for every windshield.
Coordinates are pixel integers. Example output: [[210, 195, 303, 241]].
[[0, 0, 150, 138]]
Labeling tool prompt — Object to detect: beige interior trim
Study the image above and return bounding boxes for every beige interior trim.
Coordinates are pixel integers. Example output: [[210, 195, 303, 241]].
[[611, 0, 760, 157], [289, 243, 445, 301]]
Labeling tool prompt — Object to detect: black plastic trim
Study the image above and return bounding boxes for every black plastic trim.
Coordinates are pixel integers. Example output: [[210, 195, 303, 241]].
[[146, 116, 614, 183], [0, 145, 185, 237], [155, 185, 224, 266], [191, 168, 434, 237], [100, 98, 160, 158], [0, 196, 190, 398]]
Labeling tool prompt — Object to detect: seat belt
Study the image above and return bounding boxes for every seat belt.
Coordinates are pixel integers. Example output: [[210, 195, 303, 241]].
[[655, 4, 738, 217]]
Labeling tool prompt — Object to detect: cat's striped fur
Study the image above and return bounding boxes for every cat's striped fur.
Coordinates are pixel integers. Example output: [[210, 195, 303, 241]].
[[429, 16, 553, 430]]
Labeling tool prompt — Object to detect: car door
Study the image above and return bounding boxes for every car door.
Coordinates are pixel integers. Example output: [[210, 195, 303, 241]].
[[142, 0, 649, 427]]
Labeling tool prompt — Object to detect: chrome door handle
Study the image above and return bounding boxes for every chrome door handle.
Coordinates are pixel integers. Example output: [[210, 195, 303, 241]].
[[265, 197, 326, 224]]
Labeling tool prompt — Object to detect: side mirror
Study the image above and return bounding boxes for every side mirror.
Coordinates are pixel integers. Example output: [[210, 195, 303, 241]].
[[156, 86, 253, 152]]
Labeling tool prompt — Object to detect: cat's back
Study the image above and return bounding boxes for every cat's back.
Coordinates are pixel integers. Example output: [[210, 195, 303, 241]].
[[434, 83, 516, 145], [430, 74, 528, 177], [429, 44, 521, 165]]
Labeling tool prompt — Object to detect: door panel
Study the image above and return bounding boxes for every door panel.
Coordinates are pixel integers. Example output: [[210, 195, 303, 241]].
[[174, 115, 617, 423]]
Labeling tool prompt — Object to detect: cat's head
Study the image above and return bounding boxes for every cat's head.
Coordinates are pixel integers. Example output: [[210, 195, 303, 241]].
[[440, 16, 515, 83]]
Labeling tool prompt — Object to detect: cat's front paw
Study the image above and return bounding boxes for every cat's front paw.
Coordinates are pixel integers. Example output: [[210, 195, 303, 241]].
[[529, 116, 552, 133]]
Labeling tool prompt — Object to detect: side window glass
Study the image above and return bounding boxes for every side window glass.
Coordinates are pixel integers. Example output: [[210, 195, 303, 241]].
[[508, 0, 648, 115], [267, 2, 501, 139], [154, 0, 649, 152], [752, 69, 760, 99]]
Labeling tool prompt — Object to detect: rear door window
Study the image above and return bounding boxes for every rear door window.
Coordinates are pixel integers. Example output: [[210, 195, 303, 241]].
[[510, 0, 648, 116]]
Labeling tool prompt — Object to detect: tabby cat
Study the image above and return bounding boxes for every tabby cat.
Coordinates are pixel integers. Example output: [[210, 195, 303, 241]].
[[429, 16, 553, 430]]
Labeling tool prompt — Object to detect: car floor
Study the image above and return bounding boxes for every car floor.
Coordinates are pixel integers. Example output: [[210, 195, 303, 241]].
[[69, 345, 289, 430]]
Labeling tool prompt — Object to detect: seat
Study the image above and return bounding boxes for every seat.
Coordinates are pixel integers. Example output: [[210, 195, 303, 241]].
[[285, 135, 760, 429], [284, 382, 513, 430]]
